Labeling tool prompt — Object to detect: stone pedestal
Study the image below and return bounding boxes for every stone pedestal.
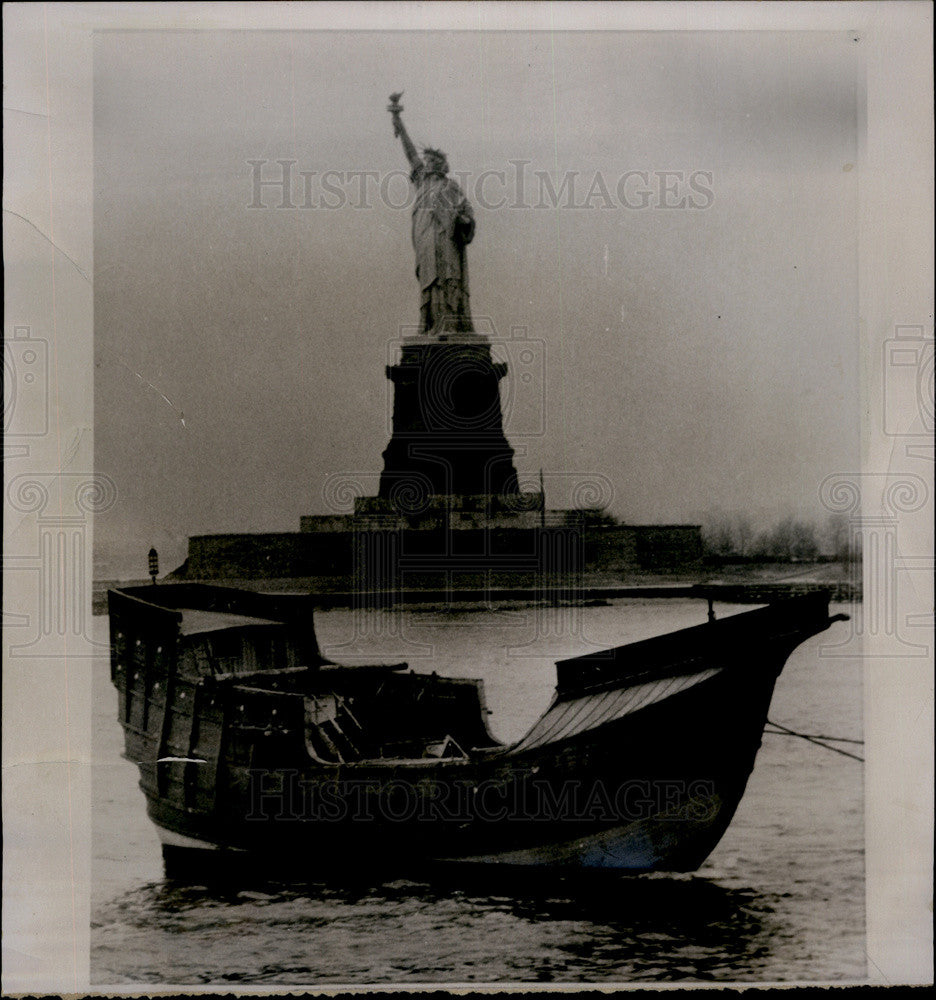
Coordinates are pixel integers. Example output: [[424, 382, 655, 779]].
[[378, 334, 519, 500]]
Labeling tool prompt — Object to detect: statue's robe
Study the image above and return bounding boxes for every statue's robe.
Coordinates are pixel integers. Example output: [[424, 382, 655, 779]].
[[411, 162, 475, 333]]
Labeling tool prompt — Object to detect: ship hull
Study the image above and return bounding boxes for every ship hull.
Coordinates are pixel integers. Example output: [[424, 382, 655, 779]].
[[108, 586, 841, 878], [139, 657, 776, 874]]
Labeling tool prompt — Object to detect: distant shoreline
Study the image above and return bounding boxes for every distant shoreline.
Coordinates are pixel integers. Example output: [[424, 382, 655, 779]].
[[92, 562, 859, 616]]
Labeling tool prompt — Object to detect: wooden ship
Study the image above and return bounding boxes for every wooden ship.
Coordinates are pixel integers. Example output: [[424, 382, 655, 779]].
[[108, 583, 845, 877]]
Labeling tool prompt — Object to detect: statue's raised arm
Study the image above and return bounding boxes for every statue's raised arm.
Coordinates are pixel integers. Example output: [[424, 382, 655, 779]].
[[388, 93, 421, 172]]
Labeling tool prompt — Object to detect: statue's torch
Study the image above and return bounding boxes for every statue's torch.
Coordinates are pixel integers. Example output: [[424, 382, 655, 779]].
[[387, 91, 404, 135]]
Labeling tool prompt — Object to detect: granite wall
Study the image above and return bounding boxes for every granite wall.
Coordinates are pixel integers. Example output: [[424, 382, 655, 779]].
[[184, 524, 702, 581]]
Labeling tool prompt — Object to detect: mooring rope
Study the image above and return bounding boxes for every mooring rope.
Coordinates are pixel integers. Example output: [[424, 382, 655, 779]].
[[765, 725, 864, 745], [765, 718, 865, 762]]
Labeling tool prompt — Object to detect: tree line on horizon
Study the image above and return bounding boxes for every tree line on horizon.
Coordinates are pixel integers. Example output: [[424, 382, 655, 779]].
[[700, 511, 857, 563], [562, 507, 857, 564]]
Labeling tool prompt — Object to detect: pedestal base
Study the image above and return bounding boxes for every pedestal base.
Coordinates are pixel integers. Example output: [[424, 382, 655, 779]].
[[379, 336, 519, 499]]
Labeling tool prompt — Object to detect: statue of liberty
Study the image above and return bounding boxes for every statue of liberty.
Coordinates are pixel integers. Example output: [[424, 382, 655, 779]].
[[388, 94, 475, 335]]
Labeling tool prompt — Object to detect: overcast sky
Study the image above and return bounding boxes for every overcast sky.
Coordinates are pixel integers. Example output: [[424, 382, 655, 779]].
[[93, 29, 861, 578]]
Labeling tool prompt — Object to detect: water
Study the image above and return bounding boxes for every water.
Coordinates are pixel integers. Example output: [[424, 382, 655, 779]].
[[91, 599, 865, 984]]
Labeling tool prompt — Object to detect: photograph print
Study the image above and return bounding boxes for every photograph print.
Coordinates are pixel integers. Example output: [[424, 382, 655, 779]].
[[1, 4, 927, 991]]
